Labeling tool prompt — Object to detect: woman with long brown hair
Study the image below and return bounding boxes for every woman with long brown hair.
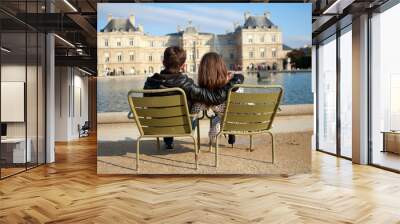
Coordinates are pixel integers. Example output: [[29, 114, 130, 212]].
[[192, 52, 244, 146]]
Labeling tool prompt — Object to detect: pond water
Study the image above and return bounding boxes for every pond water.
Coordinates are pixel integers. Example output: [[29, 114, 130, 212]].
[[97, 71, 313, 113]]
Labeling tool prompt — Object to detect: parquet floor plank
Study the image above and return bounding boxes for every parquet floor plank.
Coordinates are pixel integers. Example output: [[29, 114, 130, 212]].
[[0, 135, 400, 223]]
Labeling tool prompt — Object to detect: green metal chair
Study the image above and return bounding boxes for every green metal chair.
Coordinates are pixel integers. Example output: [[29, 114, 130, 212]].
[[214, 84, 283, 167], [128, 88, 199, 171]]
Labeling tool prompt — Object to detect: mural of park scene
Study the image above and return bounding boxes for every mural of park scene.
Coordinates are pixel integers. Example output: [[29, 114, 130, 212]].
[[97, 3, 313, 174]]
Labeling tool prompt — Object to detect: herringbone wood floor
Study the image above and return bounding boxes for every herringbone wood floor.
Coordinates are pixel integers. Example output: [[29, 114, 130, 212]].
[[1, 135, 400, 224]]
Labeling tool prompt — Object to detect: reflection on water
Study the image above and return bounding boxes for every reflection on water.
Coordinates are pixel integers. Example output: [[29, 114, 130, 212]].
[[97, 71, 313, 113]]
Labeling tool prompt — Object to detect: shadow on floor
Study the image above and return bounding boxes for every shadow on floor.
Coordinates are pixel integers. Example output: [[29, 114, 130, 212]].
[[98, 138, 196, 156]]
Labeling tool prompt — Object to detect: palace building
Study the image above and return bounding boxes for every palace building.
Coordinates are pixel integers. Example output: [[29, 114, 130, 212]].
[[97, 12, 290, 76]]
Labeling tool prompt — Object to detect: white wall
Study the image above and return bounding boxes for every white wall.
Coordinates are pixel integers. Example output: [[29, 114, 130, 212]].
[[1, 65, 27, 140], [55, 67, 89, 141], [1, 63, 47, 164]]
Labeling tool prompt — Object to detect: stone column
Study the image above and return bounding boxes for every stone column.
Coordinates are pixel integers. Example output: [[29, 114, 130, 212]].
[[352, 14, 369, 164]]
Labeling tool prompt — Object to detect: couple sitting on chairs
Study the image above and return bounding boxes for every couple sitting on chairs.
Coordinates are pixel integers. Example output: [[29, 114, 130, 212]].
[[143, 46, 244, 150], [129, 46, 282, 170]]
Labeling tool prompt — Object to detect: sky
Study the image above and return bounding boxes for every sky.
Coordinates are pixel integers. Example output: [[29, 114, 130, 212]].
[[97, 3, 311, 48]]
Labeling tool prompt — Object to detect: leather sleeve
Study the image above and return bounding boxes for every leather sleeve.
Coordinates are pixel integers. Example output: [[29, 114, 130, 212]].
[[182, 79, 228, 105], [223, 73, 245, 90], [182, 74, 245, 105]]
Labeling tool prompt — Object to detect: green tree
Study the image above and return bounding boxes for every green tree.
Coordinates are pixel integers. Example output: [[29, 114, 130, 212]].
[[287, 47, 311, 69]]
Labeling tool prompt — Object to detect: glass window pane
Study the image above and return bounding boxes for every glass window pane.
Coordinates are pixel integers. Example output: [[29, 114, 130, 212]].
[[38, 33, 45, 165], [27, 30, 38, 169], [318, 36, 337, 154], [371, 4, 400, 170], [0, 0, 46, 179], [1, 31, 27, 177], [340, 28, 352, 158]]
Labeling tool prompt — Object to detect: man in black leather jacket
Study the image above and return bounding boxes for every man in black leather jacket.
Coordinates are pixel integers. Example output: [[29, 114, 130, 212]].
[[143, 46, 244, 149]]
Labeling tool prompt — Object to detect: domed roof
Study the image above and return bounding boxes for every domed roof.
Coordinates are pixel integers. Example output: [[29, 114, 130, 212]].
[[184, 26, 198, 34], [243, 16, 276, 29], [101, 18, 137, 32], [183, 20, 198, 34]]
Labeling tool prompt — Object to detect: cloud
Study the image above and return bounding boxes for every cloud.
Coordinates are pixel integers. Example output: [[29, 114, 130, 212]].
[[98, 3, 311, 46], [138, 5, 234, 30], [98, 4, 244, 34]]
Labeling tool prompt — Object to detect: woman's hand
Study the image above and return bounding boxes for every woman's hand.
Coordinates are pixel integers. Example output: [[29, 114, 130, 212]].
[[227, 72, 233, 80]]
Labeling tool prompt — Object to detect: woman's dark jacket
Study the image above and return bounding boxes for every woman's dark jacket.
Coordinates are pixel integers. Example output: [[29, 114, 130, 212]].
[[143, 69, 244, 106]]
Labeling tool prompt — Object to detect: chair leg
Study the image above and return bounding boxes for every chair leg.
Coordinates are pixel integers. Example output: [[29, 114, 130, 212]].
[[249, 135, 254, 151], [136, 137, 141, 171], [267, 132, 275, 164], [197, 119, 201, 154], [156, 137, 160, 151], [215, 134, 221, 167], [192, 136, 199, 170], [209, 118, 213, 153], [209, 137, 213, 152]]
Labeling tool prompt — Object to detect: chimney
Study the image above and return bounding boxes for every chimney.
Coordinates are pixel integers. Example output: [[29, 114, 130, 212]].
[[138, 24, 144, 32], [244, 12, 250, 20], [129, 14, 135, 26], [107, 14, 112, 22], [264, 11, 271, 19], [233, 22, 239, 29]]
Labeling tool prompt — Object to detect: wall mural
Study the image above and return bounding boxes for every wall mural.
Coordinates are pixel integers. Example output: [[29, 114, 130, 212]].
[[97, 3, 313, 174]]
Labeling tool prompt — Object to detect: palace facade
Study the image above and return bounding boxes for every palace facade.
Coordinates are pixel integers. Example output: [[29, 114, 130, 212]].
[[97, 12, 290, 76]]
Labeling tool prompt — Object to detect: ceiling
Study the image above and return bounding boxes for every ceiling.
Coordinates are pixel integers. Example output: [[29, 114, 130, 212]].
[[312, 0, 390, 42], [3, 0, 351, 75]]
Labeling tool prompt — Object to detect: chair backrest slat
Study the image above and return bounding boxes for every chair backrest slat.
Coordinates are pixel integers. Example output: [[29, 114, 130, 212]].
[[222, 85, 283, 133], [223, 122, 270, 132], [229, 92, 279, 104], [128, 88, 192, 136], [226, 113, 273, 123], [227, 103, 276, 113], [135, 106, 186, 118], [131, 95, 185, 108], [139, 116, 188, 127], [142, 126, 190, 135]]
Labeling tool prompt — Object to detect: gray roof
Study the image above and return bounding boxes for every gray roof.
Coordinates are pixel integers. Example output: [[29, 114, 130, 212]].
[[166, 24, 212, 36], [243, 16, 276, 29], [101, 19, 137, 32], [166, 31, 213, 36]]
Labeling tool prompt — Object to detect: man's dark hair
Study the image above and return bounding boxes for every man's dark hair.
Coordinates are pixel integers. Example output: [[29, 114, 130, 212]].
[[163, 46, 186, 73]]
